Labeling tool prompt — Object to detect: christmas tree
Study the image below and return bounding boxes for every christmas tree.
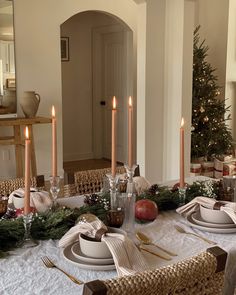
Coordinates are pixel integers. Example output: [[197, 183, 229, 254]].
[[191, 26, 233, 160]]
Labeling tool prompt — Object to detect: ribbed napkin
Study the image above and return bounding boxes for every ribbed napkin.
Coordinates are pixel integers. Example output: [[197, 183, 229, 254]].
[[8, 188, 52, 213], [176, 196, 236, 223], [59, 217, 149, 276]]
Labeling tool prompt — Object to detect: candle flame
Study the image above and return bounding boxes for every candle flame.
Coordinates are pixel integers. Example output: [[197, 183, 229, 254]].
[[128, 96, 132, 107], [181, 117, 184, 127], [52, 105, 55, 118], [25, 126, 29, 139], [112, 96, 117, 110]]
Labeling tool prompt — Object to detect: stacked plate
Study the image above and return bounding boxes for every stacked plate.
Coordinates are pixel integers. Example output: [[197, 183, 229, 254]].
[[62, 226, 126, 270], [63, 242, 116, 271], [187, 205, 236, 234]]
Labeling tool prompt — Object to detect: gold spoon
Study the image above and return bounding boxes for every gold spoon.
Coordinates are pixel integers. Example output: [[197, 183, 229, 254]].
[[136, 231, 177, 256], [174, 225, 216, 245]]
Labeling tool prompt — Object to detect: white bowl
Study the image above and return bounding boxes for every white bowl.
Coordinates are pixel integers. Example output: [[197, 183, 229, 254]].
[[12, 195, 24, 209], [79, 227, 126, 259], [200, 205, 233, 224]]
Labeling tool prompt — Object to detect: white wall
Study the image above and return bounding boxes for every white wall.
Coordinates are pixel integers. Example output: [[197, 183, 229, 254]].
[[2, 0, 194, 184], [146, 0, 194, 183], [225, 0, 236, 140], [9, 0, 140, 179], [61, 12, 119, 162]]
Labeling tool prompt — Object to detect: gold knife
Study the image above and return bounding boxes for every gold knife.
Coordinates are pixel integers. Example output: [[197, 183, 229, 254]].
[[139, 245, 172, 261]]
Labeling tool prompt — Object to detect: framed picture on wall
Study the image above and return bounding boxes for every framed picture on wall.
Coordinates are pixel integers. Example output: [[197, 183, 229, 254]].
[[6, 78, 16, 88], [61, 37, 69, 61]]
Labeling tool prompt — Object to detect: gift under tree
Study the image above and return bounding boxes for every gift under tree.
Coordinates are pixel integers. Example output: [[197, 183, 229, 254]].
[[191, 26, 233, 161]]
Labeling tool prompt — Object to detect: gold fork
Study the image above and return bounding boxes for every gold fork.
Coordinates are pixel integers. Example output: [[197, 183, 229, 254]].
[[174, 225, 216, 245], [41, 256, 83, 285]]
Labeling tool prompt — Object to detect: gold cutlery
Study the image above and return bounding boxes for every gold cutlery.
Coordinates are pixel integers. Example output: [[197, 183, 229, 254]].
[[136, 231, 177, 256], [138, 244, 172, 260], [41, 256, 83, 285], [174, 225, 216, 245]]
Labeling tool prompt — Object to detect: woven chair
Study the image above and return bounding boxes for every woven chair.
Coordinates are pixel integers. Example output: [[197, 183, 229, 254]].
[[63, 166, 140, 197], [0, 175, 45, 196], [83, 246, 227, 295]]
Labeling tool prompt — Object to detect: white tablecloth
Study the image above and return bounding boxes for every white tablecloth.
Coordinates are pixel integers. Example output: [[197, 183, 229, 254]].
[[1, 195, 236, 295]]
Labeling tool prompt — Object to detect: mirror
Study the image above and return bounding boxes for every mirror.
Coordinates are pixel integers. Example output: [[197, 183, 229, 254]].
[[0, 0, 16, 118]]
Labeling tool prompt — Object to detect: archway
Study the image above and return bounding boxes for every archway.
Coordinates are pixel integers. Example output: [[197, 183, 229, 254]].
[[61, 11, 134, 174]]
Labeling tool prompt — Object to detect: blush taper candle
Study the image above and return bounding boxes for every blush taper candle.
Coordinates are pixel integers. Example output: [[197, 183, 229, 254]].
[[24, 126, 31, 215], [52, 106, 57, 177], [180, 117, 185, 188], [111, 96, 117, 177], [128, 96, 133, 168]]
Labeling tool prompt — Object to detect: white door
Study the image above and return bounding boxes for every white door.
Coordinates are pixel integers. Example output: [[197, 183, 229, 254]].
[[92, 25, 133, 164]]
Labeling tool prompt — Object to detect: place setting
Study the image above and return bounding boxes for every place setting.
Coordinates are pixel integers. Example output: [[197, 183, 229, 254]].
[[177, 196, 236, 234]]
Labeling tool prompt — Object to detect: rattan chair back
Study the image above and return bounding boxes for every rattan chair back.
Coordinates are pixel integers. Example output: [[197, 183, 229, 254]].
[[83, 247, 227, 295], [0, 175, 45, 196]]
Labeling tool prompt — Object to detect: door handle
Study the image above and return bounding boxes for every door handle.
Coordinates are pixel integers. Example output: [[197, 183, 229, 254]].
[[100, 101, 106, 106]]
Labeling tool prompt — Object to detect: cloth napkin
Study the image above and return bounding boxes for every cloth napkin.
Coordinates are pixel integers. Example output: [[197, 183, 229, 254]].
[[8, 188, 52, 213], [59, 217, 149, 276], [176, 196, 236, 224], [133, 176, 151, 195]]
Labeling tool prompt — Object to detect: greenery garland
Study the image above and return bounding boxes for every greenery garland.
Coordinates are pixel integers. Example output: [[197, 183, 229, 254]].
[[0, 180, 220, 258]]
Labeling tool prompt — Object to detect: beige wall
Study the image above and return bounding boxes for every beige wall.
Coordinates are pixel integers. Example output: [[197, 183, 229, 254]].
[[5, 0, 139, 179], [195, 0, 229, 100], [1, 0, 195, 184], [225, 0, 236, 140], [61, 12, 119, 162]]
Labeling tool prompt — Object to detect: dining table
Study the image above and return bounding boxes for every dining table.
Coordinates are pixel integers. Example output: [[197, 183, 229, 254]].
[[1, 176, 236, 295]]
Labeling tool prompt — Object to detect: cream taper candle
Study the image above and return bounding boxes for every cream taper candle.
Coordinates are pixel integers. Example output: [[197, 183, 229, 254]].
[[112, 96, 117, 177], [52, 106, 57, 177], [180, 117, 185, 188], [24, 126, 31, 215]]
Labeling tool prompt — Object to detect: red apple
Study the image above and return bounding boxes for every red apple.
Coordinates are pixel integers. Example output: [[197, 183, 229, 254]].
[[135, 199, 158, 221]]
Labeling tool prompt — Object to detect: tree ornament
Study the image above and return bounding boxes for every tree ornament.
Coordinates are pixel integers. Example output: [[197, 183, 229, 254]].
[[191, 126, 195, 131], [200, 106, 205, 113], [203, 116, 209, 122]]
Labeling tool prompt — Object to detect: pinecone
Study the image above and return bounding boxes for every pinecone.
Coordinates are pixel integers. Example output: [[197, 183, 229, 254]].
[[84, 194, 100, 206], [148, 184, 159, 196]]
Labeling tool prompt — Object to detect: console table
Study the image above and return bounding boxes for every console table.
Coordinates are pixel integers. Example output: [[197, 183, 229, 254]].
[[0, 117, 52, 177]]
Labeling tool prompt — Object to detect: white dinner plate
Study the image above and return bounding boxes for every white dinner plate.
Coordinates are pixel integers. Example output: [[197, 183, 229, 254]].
[[191, 212, 236, 229], [71, 242, 114, 265], [62, 243, 116, 271], [187, 213, 236, 234]]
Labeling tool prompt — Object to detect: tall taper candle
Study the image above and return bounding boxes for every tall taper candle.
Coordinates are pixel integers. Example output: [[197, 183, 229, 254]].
[[180, 117, 185, 188], [128, 96, 133, 168], [24, 126, 31, 215], [52, 106, 57, 177], [112, 96, 117, 177]]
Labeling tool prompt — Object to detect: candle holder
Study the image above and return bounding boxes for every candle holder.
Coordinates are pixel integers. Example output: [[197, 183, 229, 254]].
[[178, 186, 187, 207], [49, 176, 60, 205], [19, 213, 38, 248], [122, 164, 137, 235], [106, 173, 124, 227]]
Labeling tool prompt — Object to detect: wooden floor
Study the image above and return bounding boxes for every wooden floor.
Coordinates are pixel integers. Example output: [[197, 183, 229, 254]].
[[63, 158, 123, 174]]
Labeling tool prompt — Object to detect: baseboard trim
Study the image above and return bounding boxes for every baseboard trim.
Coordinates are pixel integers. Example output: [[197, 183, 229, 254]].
[[63, 152, 94, 162]]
